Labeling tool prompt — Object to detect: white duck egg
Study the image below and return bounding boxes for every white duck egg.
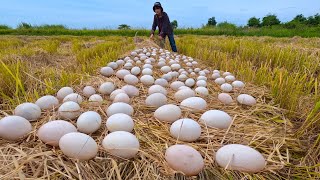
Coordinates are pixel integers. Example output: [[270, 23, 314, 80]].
[[113, 93, 130, 104], [58, 101, 81, 120], [124, 63, 133, 70], [165, 145, 204, 176], [143, 64, 153, 69], [37, 120, 77, 146], [237, 94, 256, 106], [142, 68, 153, 76], [178, 74, 188, 82], [197, 76, 207, 81], [124, 56, 131, 62], [77, 111, 102, 134], [220, 83, 233, 93], [174, 89, 195, 102], [215, 78, 226, 85], [63, 93, 83, 104], [186, 62, 192, 67], [99, 82, 115, 95], [170, 119, 201, 142], [178, 86, 191, 90], [110, 89, 126, 100], [225, 75, 236, 82], [170, 81, 185, 91], [131, 51, 137, 56], [83, 86, 96, 98], [145, 93, 167, 108], [14, 103, 41, 121], [162, 73, 173, 81], [124, 74, 139, 85], [195, 87, 209, 97], [140, 75, 154, 86], [171, 63, 181, 71], [35, 95, 59, 110], [157, 61, 166, 68], [196, 80, 207, 87], [102, 131, 139, 159], [213, 70, 220, 74], [100, 67, 114, 77], [116, 59, 125, 66], [57, 87, 74, 100], [223, 72, 232, 77], [217, 93, 232, 105], [59, 132, 98, 160], [161, 66, 172, 73], [148, 85, 167, 95], [106, 102, 134, 116], [108, 62, 118, 70], [106, 113, 134, 132], [170, 71, 179, 78], [89, 94, 103, 103], [212, 73, 220, 80], [216, 144, 266, 173], [154, 104, 181, 123], [131, 66, 141, 75], [200, 110, 232, 129], [180, 97, 207, 112], [136, 60, 142, 65], [232, 81, 245, 89], [198, 71, 206, 76], [0, 116, 32, 141], [155, 78, 169, 87], [121, 85, 139, 97], [116, 69, 131, 79], [185, 78, 195, 87]]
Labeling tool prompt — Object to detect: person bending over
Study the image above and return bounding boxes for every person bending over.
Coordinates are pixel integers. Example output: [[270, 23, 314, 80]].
[[150, 2, 177, 52]]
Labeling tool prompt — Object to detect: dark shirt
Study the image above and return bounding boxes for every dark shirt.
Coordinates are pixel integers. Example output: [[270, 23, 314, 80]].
[[151, 12, 173, 37]]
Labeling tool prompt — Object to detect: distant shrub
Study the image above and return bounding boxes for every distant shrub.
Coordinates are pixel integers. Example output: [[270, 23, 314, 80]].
[[217, 22, 237, 30], [17, 22, 32, 29], [0, 25, 12, 30], [35, 24, 67, 30]]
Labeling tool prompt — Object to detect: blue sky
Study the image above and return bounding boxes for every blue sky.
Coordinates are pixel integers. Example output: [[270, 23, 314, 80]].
[[0, 0, 319, 29]]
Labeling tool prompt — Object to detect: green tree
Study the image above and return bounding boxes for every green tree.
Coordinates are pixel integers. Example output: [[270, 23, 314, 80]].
[[261, 14, 281, 26], [306, 13, 320, 26], [207, 17, 217, 26], [171, 20, 178, 29], [292, 14, 307, 23], [118, 24, 131, 30], [247, 17, 260, 27]]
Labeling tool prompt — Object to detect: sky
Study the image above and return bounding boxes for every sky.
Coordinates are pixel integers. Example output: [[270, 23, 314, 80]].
[[0, 0, 319, 29]]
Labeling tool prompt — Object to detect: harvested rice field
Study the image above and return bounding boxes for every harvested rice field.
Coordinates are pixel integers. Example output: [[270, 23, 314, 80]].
[[0, 35, 319, 179]]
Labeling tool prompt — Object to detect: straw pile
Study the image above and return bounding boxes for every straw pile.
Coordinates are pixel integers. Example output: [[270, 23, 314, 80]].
[[0, 39, 305, 179]]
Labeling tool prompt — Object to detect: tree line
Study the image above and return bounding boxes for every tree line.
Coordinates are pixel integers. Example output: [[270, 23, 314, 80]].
[[206, 13, 320, 28], [0, 13, 319, 31]]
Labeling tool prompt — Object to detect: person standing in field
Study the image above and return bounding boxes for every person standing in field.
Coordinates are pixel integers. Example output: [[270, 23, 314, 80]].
[[150, 2, 177, 52]]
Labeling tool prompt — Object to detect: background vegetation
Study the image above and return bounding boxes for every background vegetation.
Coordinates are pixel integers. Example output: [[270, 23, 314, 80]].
[[0, 13, 319, 37]]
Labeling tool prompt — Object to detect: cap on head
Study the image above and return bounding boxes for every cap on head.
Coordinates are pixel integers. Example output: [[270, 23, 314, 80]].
[[153, 2, 163, 12]]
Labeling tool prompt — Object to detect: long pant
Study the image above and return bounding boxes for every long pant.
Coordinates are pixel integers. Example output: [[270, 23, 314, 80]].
[[159, 33, 177, 52]]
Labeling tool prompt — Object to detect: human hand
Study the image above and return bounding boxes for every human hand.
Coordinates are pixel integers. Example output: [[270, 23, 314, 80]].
[[158, 36, 163, 40]]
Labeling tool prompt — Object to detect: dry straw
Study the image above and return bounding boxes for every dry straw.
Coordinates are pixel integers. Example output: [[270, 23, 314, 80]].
[[0, 39, 312, 179]]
